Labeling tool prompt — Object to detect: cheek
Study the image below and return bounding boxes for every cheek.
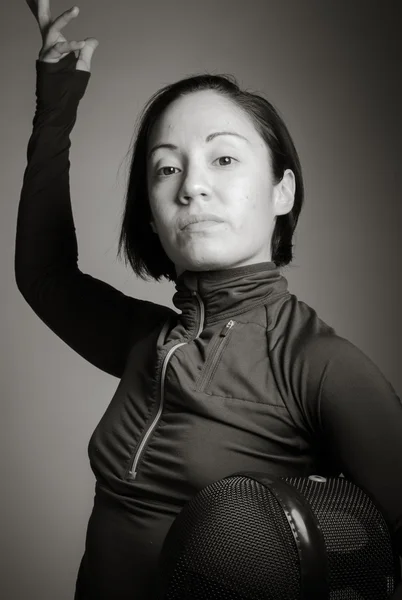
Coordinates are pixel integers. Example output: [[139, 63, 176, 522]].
[[149, 181, 177, 219], [233, 187, 274, 231], [232, 182, 266, 217], [149, 191, 167, 221], [150, 198, 177, 243]]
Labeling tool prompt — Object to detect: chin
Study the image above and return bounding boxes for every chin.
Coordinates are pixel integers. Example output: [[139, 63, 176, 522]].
[[177, 252, 241, 273]]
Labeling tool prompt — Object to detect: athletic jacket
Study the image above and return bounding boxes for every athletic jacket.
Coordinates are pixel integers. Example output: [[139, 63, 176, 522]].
[[15, 51, 402, 600]]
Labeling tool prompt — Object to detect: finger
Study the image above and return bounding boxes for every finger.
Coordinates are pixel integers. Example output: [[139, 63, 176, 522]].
[[40, 39, 85, 61], [53, 40, 86, 54], [48, 5, 79, 36], [37, 0, 53, 30], [26, 0, 51, 29], [76, 38, 99, 73]]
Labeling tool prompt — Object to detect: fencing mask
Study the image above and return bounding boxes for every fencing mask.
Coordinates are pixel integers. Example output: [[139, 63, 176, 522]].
[[153, 473, 401, 599]]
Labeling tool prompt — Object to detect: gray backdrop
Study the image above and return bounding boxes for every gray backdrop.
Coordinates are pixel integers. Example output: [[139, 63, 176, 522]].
[[2, 1, 401, 598]]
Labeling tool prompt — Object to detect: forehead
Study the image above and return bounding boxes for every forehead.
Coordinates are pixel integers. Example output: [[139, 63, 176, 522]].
[[148, 90, 260, 145]]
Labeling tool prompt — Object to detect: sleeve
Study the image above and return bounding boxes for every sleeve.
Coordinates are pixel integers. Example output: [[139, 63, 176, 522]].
[[15, 51, 175, 378], [298, 333, 402, 563]]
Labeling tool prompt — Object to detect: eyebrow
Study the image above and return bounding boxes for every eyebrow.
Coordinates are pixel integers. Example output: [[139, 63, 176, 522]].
[[148, 131, 250, 159]]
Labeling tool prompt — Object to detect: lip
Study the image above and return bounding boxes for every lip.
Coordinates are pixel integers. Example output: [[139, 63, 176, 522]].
[[182, 221, 224, 232], [180, 214, 225, 230]]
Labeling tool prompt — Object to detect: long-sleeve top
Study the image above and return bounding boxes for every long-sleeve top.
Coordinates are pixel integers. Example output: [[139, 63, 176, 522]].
[[15, 51, 402, 599]]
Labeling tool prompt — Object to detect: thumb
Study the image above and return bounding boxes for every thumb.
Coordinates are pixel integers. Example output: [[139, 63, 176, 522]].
[[76, 37, 99, 72]]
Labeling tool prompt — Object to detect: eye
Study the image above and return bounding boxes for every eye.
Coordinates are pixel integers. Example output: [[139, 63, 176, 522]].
[[154, 156, 237, 178], [214, 156, 237, 166], [156, 166, 180, 177]]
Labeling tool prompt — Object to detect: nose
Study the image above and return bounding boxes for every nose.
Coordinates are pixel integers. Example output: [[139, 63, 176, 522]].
[[177, 163, 211, 203]]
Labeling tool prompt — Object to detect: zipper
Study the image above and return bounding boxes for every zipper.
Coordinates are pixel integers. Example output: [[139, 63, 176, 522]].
[[129, 290, 205, 480], [196, 319, 236, 393]]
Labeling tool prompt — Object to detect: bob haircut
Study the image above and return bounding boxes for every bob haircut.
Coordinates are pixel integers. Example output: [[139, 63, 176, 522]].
[[117, 73, 304, 283]]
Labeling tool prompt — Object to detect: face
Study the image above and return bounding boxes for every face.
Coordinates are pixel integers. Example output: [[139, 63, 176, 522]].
[[146, 90, 295, 277]]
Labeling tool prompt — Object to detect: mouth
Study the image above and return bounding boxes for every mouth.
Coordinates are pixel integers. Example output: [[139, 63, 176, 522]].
[[182, 220, 224, 232], [180, 215, 225, 230]]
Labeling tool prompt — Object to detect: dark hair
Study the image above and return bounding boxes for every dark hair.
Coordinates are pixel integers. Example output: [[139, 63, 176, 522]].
[[117, 73, 304, 283]]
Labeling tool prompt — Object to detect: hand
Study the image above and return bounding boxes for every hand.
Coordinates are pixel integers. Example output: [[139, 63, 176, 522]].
[[25, 0, 99, 72]]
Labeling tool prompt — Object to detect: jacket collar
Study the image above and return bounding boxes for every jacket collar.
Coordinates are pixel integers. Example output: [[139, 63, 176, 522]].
[[172, 261, 289, 328]]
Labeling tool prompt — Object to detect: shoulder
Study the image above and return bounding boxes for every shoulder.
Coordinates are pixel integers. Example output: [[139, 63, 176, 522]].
[[294, 322, 399, 429], [287, 297, 382, 382], [268, 292, 400, 439], [270, 292, 388, 392], [268, 292, 337, 354]]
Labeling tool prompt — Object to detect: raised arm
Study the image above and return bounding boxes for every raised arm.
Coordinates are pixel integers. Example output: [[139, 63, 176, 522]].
[[15, 2, 174, 378]]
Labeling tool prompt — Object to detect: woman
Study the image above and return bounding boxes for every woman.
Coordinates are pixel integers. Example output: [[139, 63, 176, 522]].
[[17, 2, 402, 599]]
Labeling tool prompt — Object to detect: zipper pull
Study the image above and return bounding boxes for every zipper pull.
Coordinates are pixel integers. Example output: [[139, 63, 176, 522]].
[[220, 319, 235, 337]]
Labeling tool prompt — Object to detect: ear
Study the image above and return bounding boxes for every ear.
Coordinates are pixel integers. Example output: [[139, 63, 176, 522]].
[[273, 169, 296, 216]]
